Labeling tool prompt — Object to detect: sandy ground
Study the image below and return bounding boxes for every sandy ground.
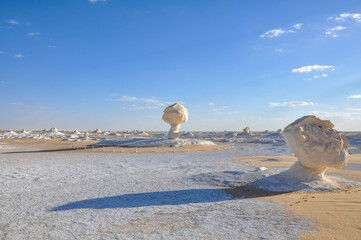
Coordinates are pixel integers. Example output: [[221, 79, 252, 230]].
[[1, 139, 361, 239], [228, 154, 361, 240], [0, 138, 230, 154]]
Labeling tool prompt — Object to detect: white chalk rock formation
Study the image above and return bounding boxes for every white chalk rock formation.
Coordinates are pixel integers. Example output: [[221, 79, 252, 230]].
[[243, 127, 251, 135], [93, 128, 102, 134], [283, 115, 350, 181], [49, 127, 59, 133], [21, 129, 30, 134], [162, 103, 188, 139], [48, 127, 64, 136]]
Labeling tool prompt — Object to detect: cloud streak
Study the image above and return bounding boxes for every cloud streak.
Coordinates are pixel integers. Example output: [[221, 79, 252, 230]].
[[89, 0, 107, 3], [115, 96, 161, 104], [28, 32, 41, 37], [269, 101, 315, 107], [309, 110, 361, 120], [348, 94, 361, 99], [11, 102, 24, 106], [325, 26, 346, 37], [8, 19, 19, 25], [293, 23, 303, 29], [260, 29, 286, 38], [127, 106, 158, 110], [260, 23, 303, 39], [14, 54, 24, 58], [335, 13, 361, 23], [304, 73, 328, 80], [292, 65, 335, 73], [114, 95, 172, 110]]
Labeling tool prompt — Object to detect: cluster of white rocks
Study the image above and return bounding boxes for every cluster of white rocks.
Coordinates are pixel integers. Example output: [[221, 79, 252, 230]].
[[1, 101, 353, 186]]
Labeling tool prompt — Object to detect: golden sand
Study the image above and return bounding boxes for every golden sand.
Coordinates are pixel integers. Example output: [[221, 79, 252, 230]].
[[225, 154, 361, 240], [0, 138, 229, 154]]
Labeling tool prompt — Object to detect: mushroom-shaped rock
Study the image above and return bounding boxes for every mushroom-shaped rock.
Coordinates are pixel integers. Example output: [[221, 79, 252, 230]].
[[277, 129, 283, 135], [243, 127, 251, 135], [162, 103, 188, 139], [283, 115, 350, 181]]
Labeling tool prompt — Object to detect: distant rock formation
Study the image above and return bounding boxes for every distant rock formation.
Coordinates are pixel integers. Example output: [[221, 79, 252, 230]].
[[243, 127, 251, 135]]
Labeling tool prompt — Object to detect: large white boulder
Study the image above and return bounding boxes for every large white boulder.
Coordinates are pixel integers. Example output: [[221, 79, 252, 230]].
[[283, 115, 350, 181]]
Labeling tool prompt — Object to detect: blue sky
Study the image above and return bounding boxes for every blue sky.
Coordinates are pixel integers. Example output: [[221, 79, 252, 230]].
[[1, 0, 361, 131]]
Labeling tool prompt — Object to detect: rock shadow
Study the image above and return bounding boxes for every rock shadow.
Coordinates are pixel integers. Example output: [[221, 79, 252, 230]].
[[51, 189, 231, 211]]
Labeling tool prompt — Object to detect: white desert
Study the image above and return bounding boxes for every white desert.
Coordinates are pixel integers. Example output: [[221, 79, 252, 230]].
[[0, 115, 360, 240]]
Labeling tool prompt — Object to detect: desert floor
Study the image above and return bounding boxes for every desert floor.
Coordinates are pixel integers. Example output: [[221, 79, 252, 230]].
[[1, 139, 360, 239]]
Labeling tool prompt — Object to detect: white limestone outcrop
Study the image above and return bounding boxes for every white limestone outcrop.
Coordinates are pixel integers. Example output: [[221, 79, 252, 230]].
[[283, 115, 350, 181]]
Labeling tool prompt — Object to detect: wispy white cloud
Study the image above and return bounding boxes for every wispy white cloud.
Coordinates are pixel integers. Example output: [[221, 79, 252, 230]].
[[292, 65, 335, 73], [347, 108, 361, 113], [325, 26, 346, 37], [309, 111, 356, 120], [0, 51, 5, 55], [127, 106, 158, 110], [335, 13, 361, 23], [8, 19, 19, 25], [11, 102, 24, 106], [260, 23, 303, 39], [14, 53, 24, 58], [48, 45, 57, 48], [305, 73, 328, 80], [115, 95, 162, 104], [293, 23, 303, 29], [275, 48, 284, 53], [208, 102, 215, 106], [210, 108, 238, 115], [115, 95, 170, 110], [269, 101, 315, 107], [0, 81, 5, 84], [28, 32, 41, 37], [89, 0, 107, 3], [260, 29, 286, 38], [348, 94, 361, 99]]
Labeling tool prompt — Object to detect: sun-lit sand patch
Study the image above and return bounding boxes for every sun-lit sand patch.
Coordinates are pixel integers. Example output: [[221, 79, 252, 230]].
[[232, 155, 298, 168], [0, 138, 230, 154], [223, 153, 361, 240]]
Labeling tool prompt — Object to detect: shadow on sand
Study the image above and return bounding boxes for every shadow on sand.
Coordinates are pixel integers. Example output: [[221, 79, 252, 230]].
[[2, 145, 105, 154], [51, 186, 290, 211]]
